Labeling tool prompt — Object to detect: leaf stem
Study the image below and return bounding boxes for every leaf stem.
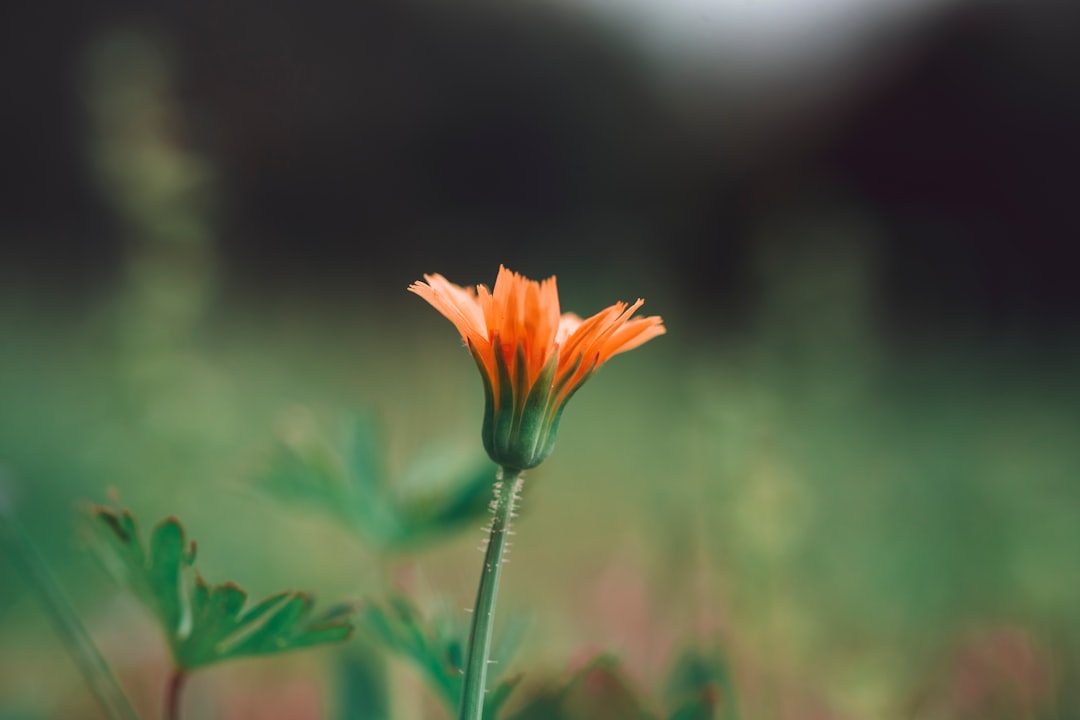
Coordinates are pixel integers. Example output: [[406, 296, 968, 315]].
[[458, 468, 523, 720], [165, 668, 187, 720], [0, 510, 139, 720]]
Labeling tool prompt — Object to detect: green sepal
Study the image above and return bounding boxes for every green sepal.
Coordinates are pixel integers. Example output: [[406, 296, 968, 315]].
[[89, 506, 355, 671], [483, 344, 566, 471], [514, 350, 561, 467], [473, 340, 500, 465], [545, 352, 597, 430], [485, 333, 518, 468]]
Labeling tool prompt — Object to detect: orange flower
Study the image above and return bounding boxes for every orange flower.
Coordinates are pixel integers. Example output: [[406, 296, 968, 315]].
[[409, 265, 665, 471]]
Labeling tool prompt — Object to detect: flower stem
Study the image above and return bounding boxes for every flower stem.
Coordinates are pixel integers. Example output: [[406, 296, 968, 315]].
[[458, 468, 523, 720], [0, 508, 139, 720], [165, 668, 187, 720]]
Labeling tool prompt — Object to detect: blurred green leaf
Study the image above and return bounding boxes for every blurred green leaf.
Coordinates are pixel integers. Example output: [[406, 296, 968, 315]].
[[509, 655, 655, 720], [257, 430, 358, 530], [90, 505, 355, 670], [336, 643, 391, 720], [664, 649, 737, 720], [257, 413, 497, 551], [2, 503, 139, 720], [360, 595, 522, 718], [486, 673, 524, 720], [361, 596, 462, 708], [559, 656, 654, 720], [489, 650, 736, 720]]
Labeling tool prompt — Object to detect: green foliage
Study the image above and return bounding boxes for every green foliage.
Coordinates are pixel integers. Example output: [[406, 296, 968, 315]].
[[664, 649, 737, 720], [336, 643, 391, 720], [6, 261, 1080, 719], [90, 505, 355, 670], [505, 650, 737, 720], [258, 414, 498, 551], [358, 593, 735, 720], [362, 596, 460, 707], [1, 505, 139, 720], [509, 655, 655, 720], [361, 595, 521, 719]]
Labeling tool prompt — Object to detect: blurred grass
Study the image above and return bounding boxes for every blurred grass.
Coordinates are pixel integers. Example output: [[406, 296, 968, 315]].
[[2, 265, 1078, 718]]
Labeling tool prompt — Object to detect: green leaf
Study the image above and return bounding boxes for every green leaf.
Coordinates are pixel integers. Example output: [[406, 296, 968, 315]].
[[344, 413, 384, 497], [256, 412, 498, 551], [336, 643, 391, 720], [360, 597, 461, 707], [89, 505, 355, 670], [360, 595, 524, 718], [148, 519, 190, 635], [663, 649, 737, 720], [558, 656, 653, 720], [394, 459, 499, 548], [257, 430, 357, 529], [91, 510, 196, 635], [2, 505, 140, 720], [508, 655, 657, 720], [485, 673, 523, 720]]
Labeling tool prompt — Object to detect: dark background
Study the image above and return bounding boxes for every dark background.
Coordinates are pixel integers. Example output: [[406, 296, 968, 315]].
[[3, 0, 1079, 338]]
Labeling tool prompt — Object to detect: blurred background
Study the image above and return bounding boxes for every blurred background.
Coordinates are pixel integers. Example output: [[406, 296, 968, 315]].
[[2, 0, 1079, 717]]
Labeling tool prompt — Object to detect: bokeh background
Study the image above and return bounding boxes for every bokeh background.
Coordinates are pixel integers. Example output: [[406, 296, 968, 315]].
[[2, 0, 1079, 717]]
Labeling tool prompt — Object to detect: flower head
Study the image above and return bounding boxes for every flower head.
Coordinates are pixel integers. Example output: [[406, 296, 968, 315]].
[[409, 265, 665, 471]]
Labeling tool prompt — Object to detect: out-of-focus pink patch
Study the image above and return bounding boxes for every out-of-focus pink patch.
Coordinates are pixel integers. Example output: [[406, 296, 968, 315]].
[[579, 555, 676, 680], [222, 677, 323, 720], [912, 625, 1057, 719]]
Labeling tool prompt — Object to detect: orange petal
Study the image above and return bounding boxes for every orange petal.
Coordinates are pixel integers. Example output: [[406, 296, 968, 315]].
[[408, 274, 487, 344]]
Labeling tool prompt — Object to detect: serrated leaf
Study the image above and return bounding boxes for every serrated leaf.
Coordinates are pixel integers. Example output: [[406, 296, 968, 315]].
[[148, 520, 189, 635], [91, 509, 196, 636], [90, 506, 355, 671]]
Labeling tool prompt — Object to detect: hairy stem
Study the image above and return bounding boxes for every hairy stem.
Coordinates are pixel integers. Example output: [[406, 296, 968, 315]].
[[458, 468, 523, 720], [0, 510, 139, 720]]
